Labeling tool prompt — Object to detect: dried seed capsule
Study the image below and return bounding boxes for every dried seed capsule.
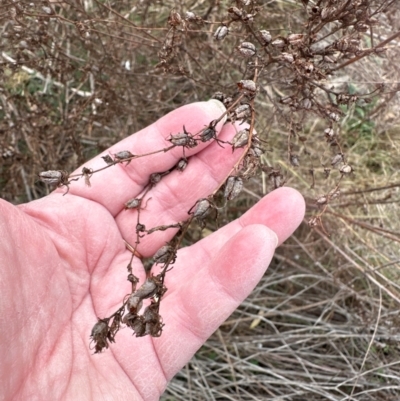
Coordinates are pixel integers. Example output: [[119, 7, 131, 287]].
[[259, 30, 272, 45], [340, 164, 353, 174], [308, 217, 319, 228], [303, 62, 314, 74], [146, 320, 164, 337], [287, 33, 303, 45], [101, 155, 114, 165], [127, 295, 143, 314], [150, 173, 162, 184], [153, 245, 175, 264], [134, 279, 158, 299], [42, 6, 53, 14], [328, 112, 340, 122], [302, 98, 312, 109], [238, 79, 257, 94], [324, 128, 335, 141], [232, 129, 249, 149], [200, 126, 216, 142], [316, 195, 327, 206], [249, 145, 264, 157], [224, 176, 243, 200], [290, 154, 300, 167], [328, 188, 340, 199], [114, 150, 134, 161], [124, 314, 146, 337], [176, 158, 188, 171], [238, 42, 256, 57], [228, 7, 242, 19], [91, 319, 108, 339], [143, 304, 160, 323], [124, 198, 141, 210], [169, 132, 189, 146], [281, 52, 294, 63], [214, 25, 228, 41], [233, 104, 251, 120], [331, 153, 343, 166], [136, 223, 146, 232], [185, 11, 196, 20], [271, 38, 286, 48], [38, 170, 63, 185], [90, 319, 109, 353], [127, 274, 139, 287], [212, 91, 226, 102], [280, 96, 293, 105], [190, 199, 212, 218], [169, 131, 197, 147]]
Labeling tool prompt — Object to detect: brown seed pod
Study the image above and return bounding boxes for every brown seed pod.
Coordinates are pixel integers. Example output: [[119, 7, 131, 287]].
[[340, 164, 353, 174], [232, 129, 249, 149], [271, 38, 286, 48], [224, 176, 243, 200], [153, 245, 176, 264], [127, 295, 143, 314], [136, 223, 146, 232], [190, 198, 212, 218], [331, 153, 343, 167], [124, 198, 141, 210], [324, 128, 335, 141], [259, 30, 272, 45], [200, 124, 217, 142], [143, 303, 161, 323], [328, 112, 340, 122], [124, 314, 146, 337], [176, 158, 188, 171], [228, 7, 242, 20], [249, 145, 264, 157], [238, 42, 256, 58], [82, 167, 93, 187], [134, 279, 158, 299], [169, 128, 197, 148], [281, 52, 294, 63], [38, 170, 64, 186], [287, 33, 304, 45], [238, 79, 257, 94], [233, 104, 251, 121], [290, 154, 300, 167], [146, 321, 164, 337], [90, 319, 110, 353], [316, 195, 327, 206], [150, 173, 162, 184], [214, 25, 228, 41], [302, 98, 312, 109], [114, 150, 134, 161], [101, 155, 114, 165], [185, 11, 196, 21]]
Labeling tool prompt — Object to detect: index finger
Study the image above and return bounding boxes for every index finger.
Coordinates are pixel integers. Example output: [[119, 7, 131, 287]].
[[53, 100, 227, 216]]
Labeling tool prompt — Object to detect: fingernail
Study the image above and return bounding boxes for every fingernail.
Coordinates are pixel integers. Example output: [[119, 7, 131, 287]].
[[271, 231, 279, 248], [208, 98, 226, 115]]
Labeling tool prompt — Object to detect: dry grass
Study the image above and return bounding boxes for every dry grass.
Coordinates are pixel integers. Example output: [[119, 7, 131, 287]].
[[1, 0, 400, 399]]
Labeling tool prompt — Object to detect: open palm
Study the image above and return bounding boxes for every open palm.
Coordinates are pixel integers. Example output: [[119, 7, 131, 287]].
[[0, 100, 305, 401]]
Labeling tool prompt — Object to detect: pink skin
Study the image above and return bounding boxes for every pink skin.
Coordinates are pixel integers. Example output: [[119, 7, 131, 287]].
[[0, 100, 305, 401]]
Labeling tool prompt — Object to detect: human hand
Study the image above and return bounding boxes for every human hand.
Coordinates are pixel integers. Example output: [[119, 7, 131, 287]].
[[0, 100, 305, 400]]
